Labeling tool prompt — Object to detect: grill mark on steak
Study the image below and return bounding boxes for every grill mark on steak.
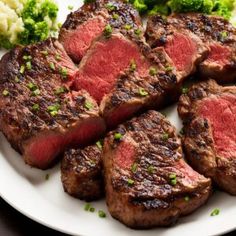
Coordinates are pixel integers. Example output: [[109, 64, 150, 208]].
[[103, 110, 211, 228], [61, 143, 103, 201], [59, 0, 142, 63], [178, 79, 236, 195], [145, 15, 209, 81], [0, 38, 106, 169]]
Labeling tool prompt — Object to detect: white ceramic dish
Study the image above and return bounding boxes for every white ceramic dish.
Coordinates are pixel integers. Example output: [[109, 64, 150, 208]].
[[0, 1, 236, 235]]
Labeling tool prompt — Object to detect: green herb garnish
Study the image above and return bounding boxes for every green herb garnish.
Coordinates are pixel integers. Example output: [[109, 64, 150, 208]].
[[131, 163, 138, 173], [84, 203, 91, 211], [98, 210, 106, 218], [169, 173, 177, 186], [104, 24, 112, 38], [32, 89, 40, 96], [114, 132, 122, 140], [47, 103, 60, 116], [139, 87, 148, 97], [134, 28, 142, 36], [2, 89, 9, 96], [59, 67, 68, 79], [165, 66, 173, 72], [127, 178, 134, 186], [105, 2, 116, 11], [32, 103, 39, 111], [210, 208, 220, 216], [49, 62, 55, 70], [147, 165, 154, 174], [162, 133, 169, 141], [26, 61, 32, 70], [27, 82, 37, 91], [15, 76, 20, 83], [68, 5, 74, 10], [84, 101, 93, 110], [129, 59, 136, 72], [55, 54, 61, 61], [55, 87, 66, 95], [20, 65, 25, 74], [149, 67, 157, 76], [96, 140, 103, 150], [181, 87, 189, 94], [112, 13, 119, 20], [41, 50, 48, 56], [124, 24, 132, 30]]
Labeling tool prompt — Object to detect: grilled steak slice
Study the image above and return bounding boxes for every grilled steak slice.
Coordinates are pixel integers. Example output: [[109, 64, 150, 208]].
[[145, 15, 209, 81], [61, 143, 103, 201], [146, 14, 236, 83], [178, 80, 236, 195], [0, 38, 106, 169], [59, 0, 142, 63], [103, 110, 211, 228]]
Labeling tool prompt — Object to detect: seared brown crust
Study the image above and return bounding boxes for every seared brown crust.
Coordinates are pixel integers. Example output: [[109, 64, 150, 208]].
[[103, 110, 211, 228], [146, 13, 236, 83], [61, 144, 103, 201], [178, 80, 236, 195], [0, 38, 105, 169]]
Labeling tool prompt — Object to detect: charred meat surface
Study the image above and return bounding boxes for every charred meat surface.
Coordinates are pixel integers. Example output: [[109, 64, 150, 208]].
[[178, 80, 236, 195], [146, 14, 236, 83], [103, 110, 211, 228], [0, 38, 106, 169], [145, 14, 209, 81], [59, 0, 142, 63], [61, 143, 103, 201]]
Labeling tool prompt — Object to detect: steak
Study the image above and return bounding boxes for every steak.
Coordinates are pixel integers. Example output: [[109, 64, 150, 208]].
[[59, 0, 142, 63], [103, 110, 211, 228], [61, 142, 103, 201], [145, 15, 209, 81], [178, 80, 236, 195], [146, 14, 236, 83], [0, 38, 106, 169]]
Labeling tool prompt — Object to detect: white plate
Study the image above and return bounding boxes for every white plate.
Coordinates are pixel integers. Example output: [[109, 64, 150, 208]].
[[0, 1, 236, 235]]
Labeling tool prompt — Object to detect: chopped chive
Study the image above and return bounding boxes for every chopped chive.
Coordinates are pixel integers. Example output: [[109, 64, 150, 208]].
[[184, 196, 190, 202], [15, 76, 20, 83], [162, 133, 169, 141], [84, 203, 91, 211], [84, 101, 93, 110], [139, 88, 148, 97], [147, 165, 154, 174], [129, 59, 136, 72], [210, 208, 220, 216], [55, 87, 65, 95], [89, 207, 95, 212], [59, 67, 68, 79], [47, 103, 60, 116], [2, 89, 9, 96], [104, 24, 112, 38], [27, 82, 37, 91], [32, 89, 40, 96], [127, 178, 134, 186], [124, 24, 132, 30], [105, 3, 115, 11], [49, 62, 55, 70], [23, 55, 32, 60], [96, 140, 103, 150], [55, 54, 61, 61], [181, 87, 189, 94], [98, 210, 106, 218], [149, 67, 157, 76], [165, 66, 173, 72], [45, 174, 50, 180], [220, 31, 228, 39], [169, 173, 177, 186], [26, 61, 32, 70], [169, 173, 176, 179], [114, 132, 122, 140], [41, 50, 48, 56], [134, 28, 142, 36], [32, 103, 39, 111], [58, 22, 62, 28], [68, 5, 74, 10], [112, 13, 119, 20], [131, 163, 138, 173], [20, 65, 25, 74]]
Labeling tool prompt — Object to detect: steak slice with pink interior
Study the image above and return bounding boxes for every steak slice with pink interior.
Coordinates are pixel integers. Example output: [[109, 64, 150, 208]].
[[61, 142, 103, 201], [160, 14, 236, 83], [178, 79, 236, 194], [103, 110, 211, 228], [0, 38, 106, 169], [145, 15, 209, 81], [59, 0, 142, 63]]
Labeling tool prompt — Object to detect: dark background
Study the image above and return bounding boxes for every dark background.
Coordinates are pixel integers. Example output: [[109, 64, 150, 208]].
[[0, 197, 234, 236]]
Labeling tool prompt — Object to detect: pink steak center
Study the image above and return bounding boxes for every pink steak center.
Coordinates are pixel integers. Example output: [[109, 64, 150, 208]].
[[198, 95, 236, 158], [74, 35, 150, 103], [165, 32, 197, 72]]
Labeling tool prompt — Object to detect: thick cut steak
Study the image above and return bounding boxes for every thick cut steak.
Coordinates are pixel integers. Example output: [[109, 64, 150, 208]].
[[145, 15, 209, 81], [103, 110, 211, 228], [61, 143, 103, 201], [146, 14, 236, 83], [0, 38, 106, 169], [59, 0, 142, 63], [178, 80, 236, 195]]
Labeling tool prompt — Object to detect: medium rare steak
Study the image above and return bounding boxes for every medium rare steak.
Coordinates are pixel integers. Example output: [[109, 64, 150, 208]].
[[145, 15, 209, 80], [146, 14, 236, 83], [61, 142, 103, 201], [178, 80, 236, 195], [0, 38, 106, 169], [59, 0, 142, 63], [103, 110, 211, 228]]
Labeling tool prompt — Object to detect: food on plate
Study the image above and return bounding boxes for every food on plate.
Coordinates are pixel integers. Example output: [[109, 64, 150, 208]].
[[103, 110, 211, 228], [0, 0, 58, 49], [59, 0, 142, 63], [129, 0, 235, 21], [178, 80, 236, 195], [146, 13, 236, 83], [0, 38, 106, 169], [61, 143, 103, 201]]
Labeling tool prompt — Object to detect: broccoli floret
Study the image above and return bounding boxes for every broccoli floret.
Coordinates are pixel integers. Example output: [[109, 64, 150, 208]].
[[0, 36, 14, 50], [133, 0, 148, 14], [201, 0, 214, 14], [212, 0, 234, 19], [168, 0, 203, 13], [40, 0, 58, 19], [148, 3, 170, 15]]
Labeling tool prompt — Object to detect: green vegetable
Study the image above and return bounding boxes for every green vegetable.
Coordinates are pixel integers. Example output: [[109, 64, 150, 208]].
[[133, 0, 148, 14], [32, 103, 39, 111], [169, 173, 177, 185], [130, 59, 137, 72], [114, 132, 123, 140], [147, 165, 154, 174], [210, 208, 220, 216], [98, 210, 106, 218], [169, 0, 203, 13], [148, 3, 170, 16], [2, 90, 9, 96], [162, 133, 169, 141], [96, 140, 103, 150], [149, 67, 157, 76], [139, 88, 148, 96], [104, 24, 112, 38], [47, 103, 60, 116], [84, 203, 91, 211], [127, 178, 135, 186], [131, 163, 138, 173], [84, 101, 93, 110]]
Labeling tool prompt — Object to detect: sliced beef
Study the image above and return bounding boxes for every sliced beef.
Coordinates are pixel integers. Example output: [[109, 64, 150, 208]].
[[0, 38, 106, 169], [178, 79, 236, 195], [145, 15, 209, 81], [103, 110, 211, 228], [59, 0, 142, 63], [61, 142, 103, 201], [146, 14, 236, 83]]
